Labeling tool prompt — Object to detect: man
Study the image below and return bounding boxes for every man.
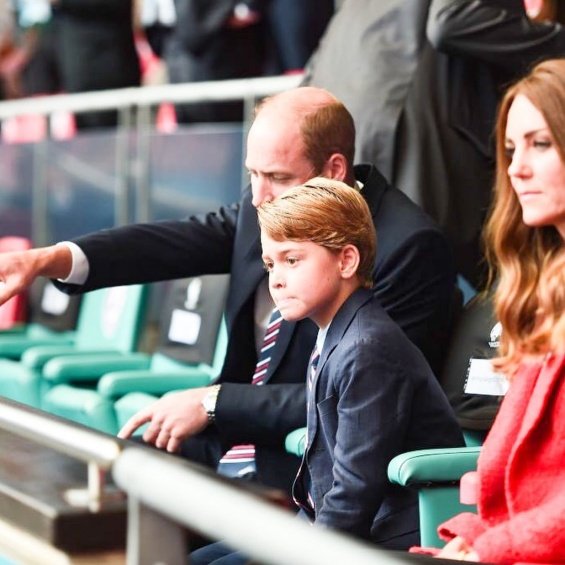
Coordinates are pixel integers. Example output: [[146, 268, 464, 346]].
[[0, 87, 457, 495]]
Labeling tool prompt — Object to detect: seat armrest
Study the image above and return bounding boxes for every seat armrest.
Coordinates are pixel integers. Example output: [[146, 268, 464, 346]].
[[0, 336, 75, 358], [42, 353, 151, 383], [388, 447, 481, 486], [285, 427, 307, 457], [22, 345, 116, 369], [98, 369, 214, 398]]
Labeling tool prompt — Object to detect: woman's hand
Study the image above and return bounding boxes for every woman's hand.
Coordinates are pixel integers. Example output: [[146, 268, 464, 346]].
[[436, 536, 480, 561]]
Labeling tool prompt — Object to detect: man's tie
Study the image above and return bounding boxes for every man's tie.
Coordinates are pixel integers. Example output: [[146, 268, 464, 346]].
[[217, 308, 282, 478]]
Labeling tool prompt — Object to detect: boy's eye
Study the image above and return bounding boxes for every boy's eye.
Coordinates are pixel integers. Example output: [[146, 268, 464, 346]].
[[263, 261, 273, 272], [286, 257, 298, 266]]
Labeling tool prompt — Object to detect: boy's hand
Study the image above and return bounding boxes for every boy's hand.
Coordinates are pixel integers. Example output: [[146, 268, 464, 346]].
[[118, 388, 210, 453]]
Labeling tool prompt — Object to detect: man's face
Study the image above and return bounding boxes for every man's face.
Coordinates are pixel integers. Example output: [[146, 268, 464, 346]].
[[245, 112, 319, 207]]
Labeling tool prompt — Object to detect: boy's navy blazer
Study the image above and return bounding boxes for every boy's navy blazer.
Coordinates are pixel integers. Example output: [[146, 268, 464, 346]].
[[57, 164, 458, 492], [293, 288, 463, 546]]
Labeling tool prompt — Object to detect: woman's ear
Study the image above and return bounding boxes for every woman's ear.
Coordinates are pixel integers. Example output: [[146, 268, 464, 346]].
[[339, 245, 360, 280]]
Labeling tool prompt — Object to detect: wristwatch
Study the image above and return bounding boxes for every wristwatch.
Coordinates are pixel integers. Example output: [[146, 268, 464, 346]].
[[201, 385, 221, 423]]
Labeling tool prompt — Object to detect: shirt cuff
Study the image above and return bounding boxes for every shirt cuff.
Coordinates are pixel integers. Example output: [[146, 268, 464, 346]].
[[56, 241, 90, 285]]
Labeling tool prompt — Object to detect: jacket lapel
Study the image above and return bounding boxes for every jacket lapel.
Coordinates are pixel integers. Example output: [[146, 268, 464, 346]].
[[306, 288, 373, 449]]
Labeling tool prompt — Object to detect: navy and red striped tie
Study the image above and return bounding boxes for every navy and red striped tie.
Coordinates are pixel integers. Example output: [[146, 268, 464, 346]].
[[217, 308, 282, 477]]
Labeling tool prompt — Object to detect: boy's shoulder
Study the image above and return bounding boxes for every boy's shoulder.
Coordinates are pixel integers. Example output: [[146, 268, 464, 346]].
[[332, 289, 412, 349]]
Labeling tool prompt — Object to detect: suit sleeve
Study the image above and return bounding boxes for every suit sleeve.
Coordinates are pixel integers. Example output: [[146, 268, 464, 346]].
[[315, 336, 413, 539], [55, 203, 240, 293], [215, 383, 307, 445], [427, 0, 565, 70], [373, 226, 455, 377]]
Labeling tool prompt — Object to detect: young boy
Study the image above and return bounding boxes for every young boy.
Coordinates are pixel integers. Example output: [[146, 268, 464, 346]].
[[257, 178, 462, 548], [191, 179, 462, 563]]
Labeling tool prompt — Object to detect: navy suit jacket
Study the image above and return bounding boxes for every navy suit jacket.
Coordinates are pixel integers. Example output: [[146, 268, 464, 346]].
[[57, 164, 458, 493], [294, 288, 463, 547]]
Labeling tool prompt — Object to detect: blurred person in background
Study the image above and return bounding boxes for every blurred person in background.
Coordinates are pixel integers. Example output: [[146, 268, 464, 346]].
[[162, 0, 264, 123], [162, 0, 334, 124], [49, 0, 140, 130], [303, 0, 565, 289]]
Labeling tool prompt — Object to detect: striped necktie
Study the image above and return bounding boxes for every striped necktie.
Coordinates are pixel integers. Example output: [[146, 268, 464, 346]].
[[217, 308, 282, 478], [293, 344, 321, 516], [307, 345, 320, 392]]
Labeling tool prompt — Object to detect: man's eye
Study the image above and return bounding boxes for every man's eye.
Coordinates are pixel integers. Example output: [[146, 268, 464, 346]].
[[271, 174, 291, 183]]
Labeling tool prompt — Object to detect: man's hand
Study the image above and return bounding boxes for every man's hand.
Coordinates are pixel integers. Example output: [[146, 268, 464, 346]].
[[118, 388, 210, 453], [0, 244, 72, 306], [436, 536, 479, 561]]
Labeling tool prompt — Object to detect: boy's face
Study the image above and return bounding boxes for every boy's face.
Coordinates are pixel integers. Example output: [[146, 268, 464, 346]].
[[261, 233, 351, 329]]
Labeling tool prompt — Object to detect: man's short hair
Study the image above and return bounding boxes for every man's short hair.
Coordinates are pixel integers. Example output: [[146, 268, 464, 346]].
[[257, 177, 376, 288], [256, 90, 356, 173]]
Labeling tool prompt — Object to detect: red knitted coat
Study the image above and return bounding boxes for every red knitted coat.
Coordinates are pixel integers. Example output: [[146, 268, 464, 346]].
[[439, 353, 565, 564]]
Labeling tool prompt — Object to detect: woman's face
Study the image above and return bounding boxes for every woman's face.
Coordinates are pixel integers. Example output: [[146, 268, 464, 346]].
[[505, 94, 565, 240]]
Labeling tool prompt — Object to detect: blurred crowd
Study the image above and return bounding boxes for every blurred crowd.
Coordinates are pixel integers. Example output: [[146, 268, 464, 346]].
[[0, 0, 335, 127]]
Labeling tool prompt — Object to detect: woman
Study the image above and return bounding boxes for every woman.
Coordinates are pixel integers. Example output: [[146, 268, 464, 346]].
[[432, 58, 565, 562]]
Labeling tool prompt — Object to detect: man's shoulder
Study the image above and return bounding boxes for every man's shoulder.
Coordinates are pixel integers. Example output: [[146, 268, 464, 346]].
[[356, 163, 443, 234]]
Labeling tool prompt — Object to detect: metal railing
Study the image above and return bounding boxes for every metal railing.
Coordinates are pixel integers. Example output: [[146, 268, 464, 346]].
[[0, 400, 434, 564], [113, 447, 412, 565], [0, 75, 302, 245], [0, 75, 302, 120], [0, 398, 121, 510]]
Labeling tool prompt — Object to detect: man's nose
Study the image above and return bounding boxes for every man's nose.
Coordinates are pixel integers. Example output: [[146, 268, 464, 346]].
[[251, 178, 273, 207]]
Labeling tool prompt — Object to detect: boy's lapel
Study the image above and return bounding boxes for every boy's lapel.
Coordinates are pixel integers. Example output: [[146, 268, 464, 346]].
[[314, 288, 373, 381]]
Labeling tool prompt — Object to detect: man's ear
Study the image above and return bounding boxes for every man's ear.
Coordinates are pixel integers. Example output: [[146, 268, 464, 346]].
[[321, 153, 348, 182], [339, 245, 360, 280]]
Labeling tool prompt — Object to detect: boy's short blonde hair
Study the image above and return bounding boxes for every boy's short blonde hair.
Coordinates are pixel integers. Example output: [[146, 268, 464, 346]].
[[257, 177, 376, 288]]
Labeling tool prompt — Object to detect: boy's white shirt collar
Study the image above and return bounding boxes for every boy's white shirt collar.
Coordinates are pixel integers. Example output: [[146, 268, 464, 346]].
[[315, 325, 330, 357]]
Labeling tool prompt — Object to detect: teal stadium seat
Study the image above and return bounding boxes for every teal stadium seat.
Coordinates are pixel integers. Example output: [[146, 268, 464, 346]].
[[0, 279, 81, 359], [0, 284, 148, 409], [42, 275, 229, 434], [387, 293, 502, 547]]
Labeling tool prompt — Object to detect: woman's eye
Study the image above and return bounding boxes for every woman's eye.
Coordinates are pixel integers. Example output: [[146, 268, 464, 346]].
[[504, 145, 514, 158], [533, 139, 551, 150]]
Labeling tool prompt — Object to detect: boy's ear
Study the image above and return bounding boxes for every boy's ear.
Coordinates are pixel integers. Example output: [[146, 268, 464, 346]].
[[321, 153, 348, 182], [339, 245, 360, 280]]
